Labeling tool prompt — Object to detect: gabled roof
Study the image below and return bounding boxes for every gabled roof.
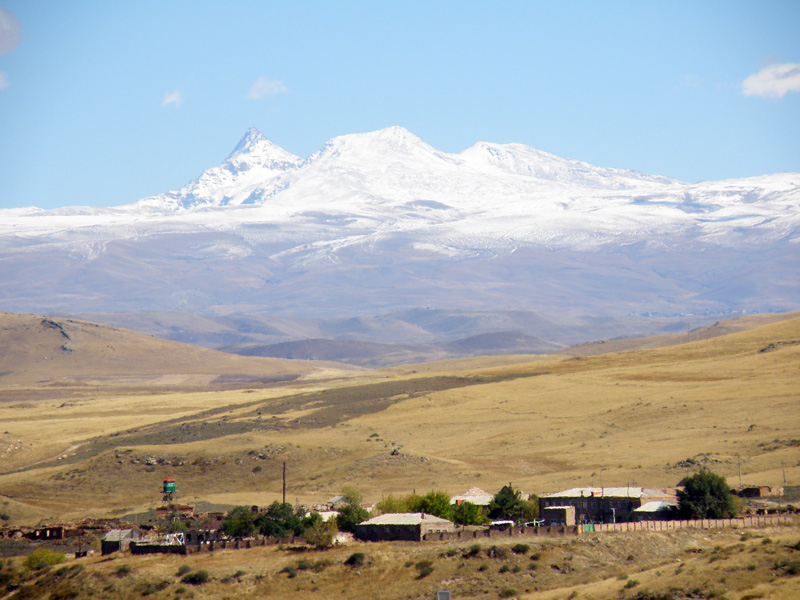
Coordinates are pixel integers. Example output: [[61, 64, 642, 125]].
[[359, 512, 453, 526], [543, 487, 652, 499], [103, 528, 140, 541]]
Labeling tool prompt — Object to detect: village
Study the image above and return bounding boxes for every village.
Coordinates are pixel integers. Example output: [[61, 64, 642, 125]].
[[1, 474, 792, 562]]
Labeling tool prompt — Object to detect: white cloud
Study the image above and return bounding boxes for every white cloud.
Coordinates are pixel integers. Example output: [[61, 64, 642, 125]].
[[742, 63, 800, 99], [0, 7, 22, 56], [0, 71, 8, 89], [162, 90, 183, 107], [247, 77, 288, 100]]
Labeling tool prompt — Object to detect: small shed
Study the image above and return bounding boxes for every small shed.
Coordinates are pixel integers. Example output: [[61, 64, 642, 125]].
[[541, 505, 576, 526], [101, 529, 143, 555], [356, 513, 455, 542]]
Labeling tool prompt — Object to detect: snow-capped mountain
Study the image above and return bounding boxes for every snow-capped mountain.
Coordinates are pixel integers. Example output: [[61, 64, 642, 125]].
[[0, 126, 797, 321]]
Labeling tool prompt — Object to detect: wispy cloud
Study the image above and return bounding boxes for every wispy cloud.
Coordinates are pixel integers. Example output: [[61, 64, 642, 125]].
[[0, 72, 8, 90], [0, 7, 22, 56], [247, 77, 288, 100], [742, 63, 800, 99], [162, 90, 183, 107]]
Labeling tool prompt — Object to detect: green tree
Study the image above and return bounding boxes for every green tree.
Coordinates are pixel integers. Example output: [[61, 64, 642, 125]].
[[336, 487, 369, 533], [678, 470, 738, 519], [336, 503, 369, 533], [221, 506, 258, 538], [256, 502, 316, 538], [375, 494, 411, 514], [452, 501, 487, 526], [414, 490, 454, 520], [488, 485, 535, 524]]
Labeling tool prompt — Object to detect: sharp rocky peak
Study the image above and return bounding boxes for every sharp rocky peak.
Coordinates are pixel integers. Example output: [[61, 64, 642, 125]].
[[227, 126, 301, 164]]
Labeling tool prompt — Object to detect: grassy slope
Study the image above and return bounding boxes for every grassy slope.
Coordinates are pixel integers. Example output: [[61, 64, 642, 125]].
[[1, 526, 798, 600], [1, 315, 798, 525]]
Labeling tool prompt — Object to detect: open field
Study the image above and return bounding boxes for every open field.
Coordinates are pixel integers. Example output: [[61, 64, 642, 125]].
[[1, 313, 798, 525]]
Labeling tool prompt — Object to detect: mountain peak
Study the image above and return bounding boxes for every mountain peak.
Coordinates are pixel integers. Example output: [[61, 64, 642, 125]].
[[227, 127, 301, 164]]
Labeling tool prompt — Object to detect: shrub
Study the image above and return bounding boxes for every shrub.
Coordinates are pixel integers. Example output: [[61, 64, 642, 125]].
[[530, 551, 541, 561], [177, 564, 192, 576], [486, 545, 508, 559], [499, 588, 518, 598], [115, 564, 132, 577], [417, 565, 434, 579], [344, 552, 365, 567], [511, 543, 530, 555], [499, 564, 511, 573], [446, 547, 460, 557], [25, 548, 66, 571], [528, 562, 538, 570], [465, 543, 482, 557], [181, 570, 210, 585], [624, 579, 639, 588], [279, 565, 297, 578], [478, 563, 489, 571]]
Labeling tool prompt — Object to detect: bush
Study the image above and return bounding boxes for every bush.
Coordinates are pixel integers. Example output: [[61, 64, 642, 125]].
[[279, 565, 297, 578], [114, 564, 133, 577], [499, 564, 511, 573], [25, 548, 66, 571], [303, 518, 338, 549], [222, 506, 258, 538], [344, 552, 365, 567], [511, 543, 530, 554], [181, 570, 210, 585], [478, 563, 489, 571], [465, 543, 482, 557], [678, 470, 738, 519], [417, 565, 434, 579], [499, 588, 518, 598], [177, 564, 192, 576]]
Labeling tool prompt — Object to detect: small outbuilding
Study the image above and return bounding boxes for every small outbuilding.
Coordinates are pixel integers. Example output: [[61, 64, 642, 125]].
[[541, 505, 576, 526], [101, 528, 143, 555], [355, 513, 455, 542]]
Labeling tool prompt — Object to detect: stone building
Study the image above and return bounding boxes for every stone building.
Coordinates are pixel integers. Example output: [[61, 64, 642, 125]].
[[355, 513, 456, 541], [539, 487, 676, 524]]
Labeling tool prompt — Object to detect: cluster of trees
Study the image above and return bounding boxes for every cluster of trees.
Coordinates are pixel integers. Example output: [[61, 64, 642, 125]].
[[678, 470, 740, 519], [220, 484, 538, 543], [375, 485, 538, 526], [219, 471, 740, 543]]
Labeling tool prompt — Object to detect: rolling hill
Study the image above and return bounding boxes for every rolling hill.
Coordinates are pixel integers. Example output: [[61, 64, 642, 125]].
[[0, 312, 797, 527]]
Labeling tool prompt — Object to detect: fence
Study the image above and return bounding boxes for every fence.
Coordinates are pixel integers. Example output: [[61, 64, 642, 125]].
[[422, 515, 787, 542]]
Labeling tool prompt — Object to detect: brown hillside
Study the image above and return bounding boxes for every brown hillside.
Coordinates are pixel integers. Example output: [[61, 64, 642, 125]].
[[556, 310, 800, 355], [0, 312, 358, 394]]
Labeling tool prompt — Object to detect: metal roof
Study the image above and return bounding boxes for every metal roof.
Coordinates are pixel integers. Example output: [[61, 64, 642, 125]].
[[542, 487, 664, 499], [360, 512, 453, 526]]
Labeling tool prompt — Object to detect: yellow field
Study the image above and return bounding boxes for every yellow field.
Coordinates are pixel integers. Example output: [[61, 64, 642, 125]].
[[1, 314, 798, 525]]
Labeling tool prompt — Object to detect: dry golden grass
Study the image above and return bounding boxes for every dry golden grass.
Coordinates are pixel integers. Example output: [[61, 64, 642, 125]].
[[0, 314, 798, 524], [2, 524, 798, 599]]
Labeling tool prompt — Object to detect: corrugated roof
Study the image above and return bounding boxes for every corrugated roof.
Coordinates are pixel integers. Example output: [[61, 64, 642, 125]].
[[360, 512, 453, 526], [633, 501, 677, 513], [543, 487, 644, 498], [103, 528, 138, 541], [543, 487, 674, 499]]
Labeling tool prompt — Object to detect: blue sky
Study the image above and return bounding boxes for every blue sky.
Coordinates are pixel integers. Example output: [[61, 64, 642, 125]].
[[0, 1, 799, 210]]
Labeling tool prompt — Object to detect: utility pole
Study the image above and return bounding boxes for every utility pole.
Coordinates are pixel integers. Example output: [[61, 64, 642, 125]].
[[738, 458, 742, 489]]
